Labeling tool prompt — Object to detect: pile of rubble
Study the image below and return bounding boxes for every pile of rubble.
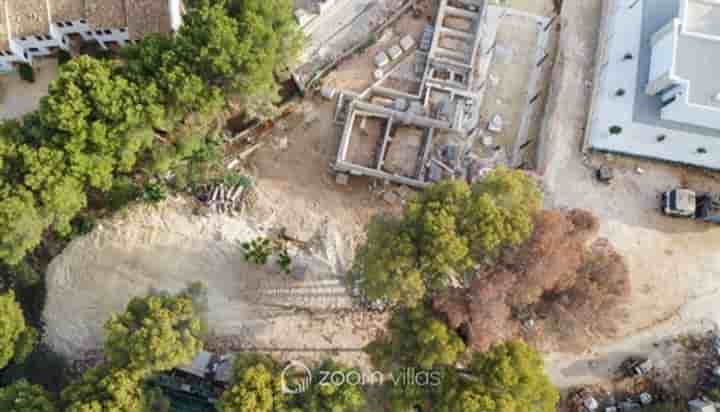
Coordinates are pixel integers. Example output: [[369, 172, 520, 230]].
[[196, 182, 256, 216]]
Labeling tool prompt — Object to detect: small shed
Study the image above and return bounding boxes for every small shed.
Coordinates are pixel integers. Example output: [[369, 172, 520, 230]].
[[214, 355, 236, 385], [374, 51, 390, 68], [388, 45, 403, 60], [177, 351, 212, 379], [400, 35, 415, 52]]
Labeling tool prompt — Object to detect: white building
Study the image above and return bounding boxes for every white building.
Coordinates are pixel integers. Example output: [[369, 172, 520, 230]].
[[584, 0, 720, 170], [646, 0, 720, 130], [0, 0, 183, 72]]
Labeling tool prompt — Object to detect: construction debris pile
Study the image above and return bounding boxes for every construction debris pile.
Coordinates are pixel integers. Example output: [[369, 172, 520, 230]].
[[196, 182, 256, 216]]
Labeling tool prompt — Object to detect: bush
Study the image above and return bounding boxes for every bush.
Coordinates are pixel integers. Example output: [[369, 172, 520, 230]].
[[57, 49, 72, 65], [106, 176, 141, 212], [141, 181, 167, 203], [0, 344, 70, 393], [241, 237, 274, 265], [276, 248, 292, 275], [18, 63, 35, 83], [223, 172, 253, 188], [71, 215, 97, 237]]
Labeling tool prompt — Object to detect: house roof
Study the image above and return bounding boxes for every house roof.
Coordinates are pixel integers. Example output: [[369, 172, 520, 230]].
[[84, 0, 128, 29], [6, 0, 51, 38], [0, 1, 10, 50], [50, 0, 85, 24], [176, 350, 212, 378], [126, 0, 172, 40]]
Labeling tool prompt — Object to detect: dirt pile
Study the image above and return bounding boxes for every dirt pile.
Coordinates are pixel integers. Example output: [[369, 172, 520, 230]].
[[42, 191, 362, 360]]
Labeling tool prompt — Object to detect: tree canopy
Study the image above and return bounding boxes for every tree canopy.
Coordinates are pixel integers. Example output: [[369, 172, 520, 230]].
[[443, 340, 559, 412], [0, 379, 56, 412], [298, 360, 366, 412], [0, 291, 36, 369], [217, 353, 289, 412], [366, 306, 465, 371], [379, 341, 558, 412], [103, 291, 204, 374], [354, 168, 542, 307], [60, 366, 149, 412]]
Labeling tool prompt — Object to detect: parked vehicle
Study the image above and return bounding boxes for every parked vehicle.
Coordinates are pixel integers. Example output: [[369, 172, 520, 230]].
[[617, 356, 653, 378], [661, 188, 720, 223]]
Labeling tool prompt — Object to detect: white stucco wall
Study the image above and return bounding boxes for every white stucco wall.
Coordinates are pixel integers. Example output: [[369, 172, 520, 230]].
[[647, 28, 676, 95]]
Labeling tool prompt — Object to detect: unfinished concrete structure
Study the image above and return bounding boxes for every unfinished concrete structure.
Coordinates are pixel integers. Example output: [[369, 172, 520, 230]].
[[334, 0, 487, 188], [334, 0, 556, 186]]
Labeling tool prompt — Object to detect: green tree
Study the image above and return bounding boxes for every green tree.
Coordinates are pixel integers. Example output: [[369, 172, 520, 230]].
[[0, 291, 32, 368], [354, 169, 542, 307], [175, 3, 247, 86], [12, 327, 39, 364], [103, 290, 203, 374], [352, 216, 425, 307], [366, 307, 465, 371], [0, 379, 56, 412], [226, 0, 304, 118], [300, 360, 366, 412], [437, 341, 559, 412], [0, 187, 45, 265], [60, 366, 149, 412], [463, 167, 542, 256], [121, 35, 224, 120], [38, 56, 161, 191], [381, 366, 461, 412], [217, 353, 288, 412]]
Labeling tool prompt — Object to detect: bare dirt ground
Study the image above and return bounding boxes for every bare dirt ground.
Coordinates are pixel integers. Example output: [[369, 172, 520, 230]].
[[323, 12, 431, 94], [43, 96, 392, 368], [539, 0, 720, 388], [0, 59, 57, 120]]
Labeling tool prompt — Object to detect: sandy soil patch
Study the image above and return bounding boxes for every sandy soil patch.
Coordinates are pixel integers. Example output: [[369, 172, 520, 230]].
[[0, 59, 58, 120]]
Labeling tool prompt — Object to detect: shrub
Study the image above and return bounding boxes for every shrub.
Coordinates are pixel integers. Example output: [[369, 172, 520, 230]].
[[241, 237, 274, 265], [223, 172, 253, 188], [71, 215, 97, 237], [18, 63, 35, 83], [106, 176, 141, 211], [57, 49, 72, 65], [141, 182, 167, 203], [276, 248, 292, 275]]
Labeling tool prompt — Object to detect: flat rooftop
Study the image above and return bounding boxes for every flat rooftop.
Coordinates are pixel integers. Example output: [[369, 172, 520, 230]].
[[127, 0, 172, 39], [675, 33, 720, 108], [6, 0, 51, 38], [84, 0, 128, 29], [586, 0, 720, 169], [51, 0, 85, 23], [684, 0, 720, 37], [1, 1, 10, 49]]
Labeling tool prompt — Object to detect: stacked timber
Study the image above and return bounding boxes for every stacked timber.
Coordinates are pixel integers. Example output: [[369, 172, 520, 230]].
[[198, 183, 248, 215]]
